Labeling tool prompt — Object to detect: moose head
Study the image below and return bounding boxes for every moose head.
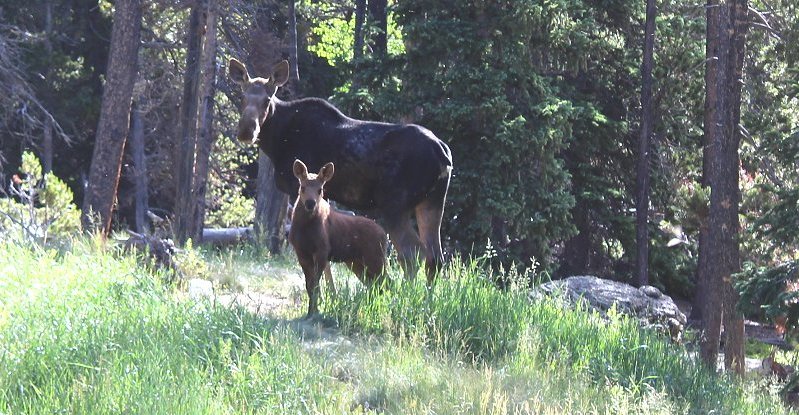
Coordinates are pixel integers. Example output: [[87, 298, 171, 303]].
[[292, 159, 335, 214], [228, 58, 290, 144]]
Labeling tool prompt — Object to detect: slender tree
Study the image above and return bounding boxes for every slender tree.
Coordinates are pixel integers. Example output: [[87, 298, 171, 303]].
[[287, 0, 299, 86], [699, 0, 727, 371], [635, 0, 657, 286], [175, 0, 207, 244], [353, 0, 367, 60], [367, 0, 387, 56], [690, 0, 720, 326], [129, 100, 148, 233], [192, 0, 219, 238], [81, 0, 142, 233], [254, 154, 288, 252], [251, 1, 295, 253], [721, 0, 748, 375], [42, 1, 53, 174]]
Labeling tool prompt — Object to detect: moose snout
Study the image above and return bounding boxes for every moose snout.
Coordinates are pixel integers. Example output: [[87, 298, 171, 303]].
[[236, 117, 259, 144], [304, 200, 316, 211]]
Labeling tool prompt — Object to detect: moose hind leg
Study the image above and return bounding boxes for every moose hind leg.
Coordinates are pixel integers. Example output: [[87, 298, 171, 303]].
[[415, 177, 449, 283], [386, 216, 424, 280]]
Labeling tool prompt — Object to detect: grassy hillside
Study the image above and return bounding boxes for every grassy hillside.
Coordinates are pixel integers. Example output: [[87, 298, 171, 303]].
[[0, 240, 791, 414]]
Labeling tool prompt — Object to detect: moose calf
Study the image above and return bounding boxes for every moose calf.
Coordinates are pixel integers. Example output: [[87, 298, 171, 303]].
[[288, 159, 388, 316]]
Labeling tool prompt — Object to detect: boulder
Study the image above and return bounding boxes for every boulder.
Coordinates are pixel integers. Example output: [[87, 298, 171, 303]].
[[533, 276, 686, 341]]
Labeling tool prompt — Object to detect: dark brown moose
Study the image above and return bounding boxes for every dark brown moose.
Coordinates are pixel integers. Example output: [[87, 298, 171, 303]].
[[228, 58, 452, 281], [288, 159, 388, 316]]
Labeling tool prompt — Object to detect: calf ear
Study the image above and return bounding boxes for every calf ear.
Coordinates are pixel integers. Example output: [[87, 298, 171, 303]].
[[271, 60, 290, 87], [229, 58, 250, 86], [293, 159, 308, 180], [318, 162, 335, 182]]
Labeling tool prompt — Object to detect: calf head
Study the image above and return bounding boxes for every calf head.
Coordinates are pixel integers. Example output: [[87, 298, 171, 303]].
[[228, 58, 290, 144], [293, 160, 335, 214]]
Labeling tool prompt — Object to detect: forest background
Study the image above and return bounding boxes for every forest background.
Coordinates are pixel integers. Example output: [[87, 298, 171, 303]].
[[0, 0, 798, 349]]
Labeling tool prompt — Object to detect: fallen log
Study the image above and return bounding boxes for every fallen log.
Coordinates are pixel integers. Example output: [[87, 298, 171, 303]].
[[201, 226, 253, 245]]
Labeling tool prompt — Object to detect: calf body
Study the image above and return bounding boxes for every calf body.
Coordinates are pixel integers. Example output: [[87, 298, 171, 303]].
[[288, 160, 388, 316], [229, 59, 451, 281]]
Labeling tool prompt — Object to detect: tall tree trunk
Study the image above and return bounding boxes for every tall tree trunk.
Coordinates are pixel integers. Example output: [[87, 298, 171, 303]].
[[253, 0, 302, 253], [690, 0, 720, 326], [175, 0, 207, 245], [698, 0, 747, 374], [722, 0, 748, 376], [192, 0, 218, 239], [635, 0, 657, 287], [699, 0, 732, 372], [254, 153, 289, 253], [81, 0, 142, 234], [353, 0, 367, 60], [42, 1, 53, 174], [368, 0, 387, 56], [699, 0, 727, 370], [287, 0, 300, 87], [130, 101, 148, 233], [42, 118, 53, 174]]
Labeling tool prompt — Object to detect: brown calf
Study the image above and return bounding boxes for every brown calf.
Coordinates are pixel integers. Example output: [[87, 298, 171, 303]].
[[288, 159, 388, 316]]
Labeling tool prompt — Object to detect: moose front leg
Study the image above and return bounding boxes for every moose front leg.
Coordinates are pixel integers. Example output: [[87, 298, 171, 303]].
[[301, 259, 326, 317]]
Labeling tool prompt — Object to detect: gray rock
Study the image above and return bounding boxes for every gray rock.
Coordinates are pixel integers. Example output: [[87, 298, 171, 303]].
[[533, 276, 686, 341]]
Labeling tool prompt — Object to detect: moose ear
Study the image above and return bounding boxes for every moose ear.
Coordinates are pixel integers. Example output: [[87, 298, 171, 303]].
[[228, 58, 250, 86], [271, 60, 290, 87], [293, 159, 308, 180], [318, 162, 335, 182]]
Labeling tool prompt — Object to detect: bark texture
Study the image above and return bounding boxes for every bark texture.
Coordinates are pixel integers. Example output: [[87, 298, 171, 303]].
[[81, 0, 142, 233], [635, 0, 657, 286]]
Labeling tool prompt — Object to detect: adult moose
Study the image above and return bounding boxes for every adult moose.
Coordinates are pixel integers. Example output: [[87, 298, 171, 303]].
[[228, 58, 452, 281]]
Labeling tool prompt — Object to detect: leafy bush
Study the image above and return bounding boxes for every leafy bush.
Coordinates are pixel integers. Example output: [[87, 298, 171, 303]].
[[0, 151, 80, 244], [737, 260, 799, 330]]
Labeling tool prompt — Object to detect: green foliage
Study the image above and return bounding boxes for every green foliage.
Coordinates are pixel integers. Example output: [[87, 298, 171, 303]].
[[375, 0, 596, 268], [204, 186, 255, 228], [204, 135, 256, 229], [307, 10, 355, 66], [0, 152, 81, 244], [737, 260, 799, 328], [173, 239, 211, 282], [305, 0, 405, 68]]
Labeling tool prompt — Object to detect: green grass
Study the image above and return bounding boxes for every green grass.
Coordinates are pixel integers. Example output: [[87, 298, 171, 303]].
[[326, 257, 792, 414], [0, 240, 793, 414]]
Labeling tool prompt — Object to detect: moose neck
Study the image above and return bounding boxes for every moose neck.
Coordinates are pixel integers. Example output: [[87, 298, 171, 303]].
[[257, 97, 290, 155], [258, 97, 349, 154]]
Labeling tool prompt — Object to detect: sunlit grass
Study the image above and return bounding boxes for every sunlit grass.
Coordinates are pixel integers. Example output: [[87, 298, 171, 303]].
[[326, 256, 791, 414], [0, 240, 792, 414]]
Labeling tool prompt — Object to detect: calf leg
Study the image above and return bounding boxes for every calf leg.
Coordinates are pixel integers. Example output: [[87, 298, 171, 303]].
[[323, 264, 336, 296], [300, 258, 326, 317], [386, 216, 424, 280]]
